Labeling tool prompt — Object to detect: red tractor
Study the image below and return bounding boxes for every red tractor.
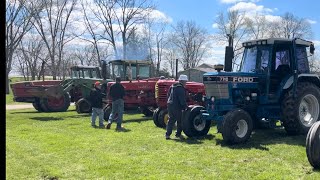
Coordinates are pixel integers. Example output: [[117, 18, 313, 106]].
[[152, 79, 206, 128], [103, 60, 159, 120]]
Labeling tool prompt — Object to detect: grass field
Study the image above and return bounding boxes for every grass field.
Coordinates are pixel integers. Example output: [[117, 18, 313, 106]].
[[6, 106, 320, 179]]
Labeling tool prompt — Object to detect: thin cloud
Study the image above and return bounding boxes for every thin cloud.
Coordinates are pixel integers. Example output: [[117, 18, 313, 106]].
[[306, 19, 317, 24], [229, 2, 273, 13], [212, 23, 219, 29], [220, 0, 260, 4]]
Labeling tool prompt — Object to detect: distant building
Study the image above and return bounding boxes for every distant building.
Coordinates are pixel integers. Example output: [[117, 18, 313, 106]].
[[178, 63, 216, 83]]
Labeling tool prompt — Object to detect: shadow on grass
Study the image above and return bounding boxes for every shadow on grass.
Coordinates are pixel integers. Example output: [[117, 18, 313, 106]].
[[312, 168, 320, 172], [64, 114, 91, 118], [122, 108, 140, 114], [10, 111, 40, 114], [215, 127, 306, 151], [123, 117, 150, 124], [114, 128, 131, 133], [172, 134, 215, 144], [30, 117, 64, 121], [10, 110, 75, 114]]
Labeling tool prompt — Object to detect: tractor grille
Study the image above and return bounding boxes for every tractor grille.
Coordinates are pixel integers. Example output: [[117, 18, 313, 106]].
[[155, 83, 168, 101], [205, 83, 229, 99]]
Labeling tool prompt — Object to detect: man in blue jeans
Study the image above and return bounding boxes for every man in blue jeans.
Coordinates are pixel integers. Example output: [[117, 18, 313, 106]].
[[89, 81, 105, 128], [106, 77, 125, 131]]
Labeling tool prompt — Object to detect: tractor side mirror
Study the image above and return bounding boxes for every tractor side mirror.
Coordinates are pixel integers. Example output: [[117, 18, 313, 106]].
[[224, 46, 234, 72], [101, 60, 107, 80], [310, 43, 315, 55]]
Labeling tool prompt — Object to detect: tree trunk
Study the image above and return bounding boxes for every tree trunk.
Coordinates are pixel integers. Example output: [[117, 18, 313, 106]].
[[6, 72, 10, 94], [122, 34, 127, 59]]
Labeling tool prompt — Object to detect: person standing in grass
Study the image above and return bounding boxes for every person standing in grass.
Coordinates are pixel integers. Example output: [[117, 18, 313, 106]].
[[165, 74, 189, 140], [106, 76, 125, 131], [89, 81, 105, 128]]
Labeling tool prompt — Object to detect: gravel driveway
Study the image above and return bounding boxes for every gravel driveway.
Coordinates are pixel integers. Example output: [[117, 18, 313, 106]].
[[6, 103, 75, 110]]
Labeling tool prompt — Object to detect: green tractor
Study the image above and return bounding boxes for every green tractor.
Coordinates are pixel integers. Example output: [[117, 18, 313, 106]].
[[11, 61, 113, 113]]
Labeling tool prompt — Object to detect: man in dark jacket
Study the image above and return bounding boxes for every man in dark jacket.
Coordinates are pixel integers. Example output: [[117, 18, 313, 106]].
[[89, 81, 105, 128], [165, 74, 189, 139], [106, 77, 125, 131]]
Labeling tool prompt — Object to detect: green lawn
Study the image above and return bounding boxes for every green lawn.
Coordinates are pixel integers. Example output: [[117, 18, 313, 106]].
[[6, 106, 320, 179]]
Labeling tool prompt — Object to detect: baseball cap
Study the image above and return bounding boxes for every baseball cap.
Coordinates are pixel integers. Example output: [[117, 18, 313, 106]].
[[178, 74, 188, 81], [94, 81, 101, 86]]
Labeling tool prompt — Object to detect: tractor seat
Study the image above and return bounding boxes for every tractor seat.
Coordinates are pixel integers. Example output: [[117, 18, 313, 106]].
[[275, 64, 291, 77], [269, 64, 291, 93]]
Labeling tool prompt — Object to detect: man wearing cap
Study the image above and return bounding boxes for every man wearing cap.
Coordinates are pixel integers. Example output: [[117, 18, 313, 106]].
[[89, 81, 105, 128], [165, 74, 189, 139], [106, 77, 125, 131]]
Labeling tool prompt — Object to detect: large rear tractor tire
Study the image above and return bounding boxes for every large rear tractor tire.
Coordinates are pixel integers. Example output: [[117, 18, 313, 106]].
[[153, 108, 161, 127], [182, 106, 211, 137], [140, 106, 154, 117], [306, 121, 320, 169], [282, 82, 320, 135], [158, 109, 169, 128], [32, 100, 44, 112], [76, 98, 92, 114], [43, 92, 71, 112], [222, 108, 253, 144], [103, 104, 112, 121]]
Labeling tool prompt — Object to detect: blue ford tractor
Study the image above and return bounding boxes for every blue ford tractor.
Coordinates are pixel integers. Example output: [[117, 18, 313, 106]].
[[182, 37, 318, 144]]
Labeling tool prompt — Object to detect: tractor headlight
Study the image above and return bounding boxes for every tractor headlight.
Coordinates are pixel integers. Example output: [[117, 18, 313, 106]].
[[251, 93, 257, 97]]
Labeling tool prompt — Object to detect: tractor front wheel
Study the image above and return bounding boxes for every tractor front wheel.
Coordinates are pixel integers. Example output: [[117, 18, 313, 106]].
[[306, 121, 320, 169], [140, 106, 154, 117], [153, 108, 161, 127], [222, 108, 253, 144], [158, 109, 169, 128], [76, 98, 92, 114], [182, 106, 211, 137], [32, 99, 44, 112], [43, 92, 71, 112], [103, 104, 112, 121], [282, 82, 320, 135]]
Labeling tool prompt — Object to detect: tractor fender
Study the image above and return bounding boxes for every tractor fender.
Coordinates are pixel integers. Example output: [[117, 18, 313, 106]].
[[183, 105, 206, 121], [283, 74, 320, 90]]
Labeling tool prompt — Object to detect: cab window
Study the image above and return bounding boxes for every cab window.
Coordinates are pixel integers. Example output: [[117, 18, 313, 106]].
[[296, 47, 310, 73]]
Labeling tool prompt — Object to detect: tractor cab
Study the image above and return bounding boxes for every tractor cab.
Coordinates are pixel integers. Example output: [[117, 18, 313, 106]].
[[108, 60, 152, 81], [70, 65, 102, 79], [239, 38, 313, 101]]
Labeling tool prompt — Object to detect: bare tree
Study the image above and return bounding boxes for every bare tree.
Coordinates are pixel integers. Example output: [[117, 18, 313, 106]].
[[142, 15, 154, 63], [73, 45, 97, 66], [15, 52, 30, 80], [245, 13, 269, 39], [87, 0, 118, 59], [270, 12, 312, 39], [309, 53, 320, 73], [154, 23, 168, 76], [6, 0, 39, 94], [163, 44, 177, 77], [32, 0, 77, 80], [142, 14, 168, 75], [79, 0, 113, 66], [17, 32, 46, 80], [113, 0, 154, 59], [214, 10, 248, 68], [171, 20, 209, 70]]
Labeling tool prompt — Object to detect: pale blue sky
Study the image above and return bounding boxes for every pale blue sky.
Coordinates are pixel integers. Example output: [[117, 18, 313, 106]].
[[156, 0, 320, 40], [154, 0, 320, 65]]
